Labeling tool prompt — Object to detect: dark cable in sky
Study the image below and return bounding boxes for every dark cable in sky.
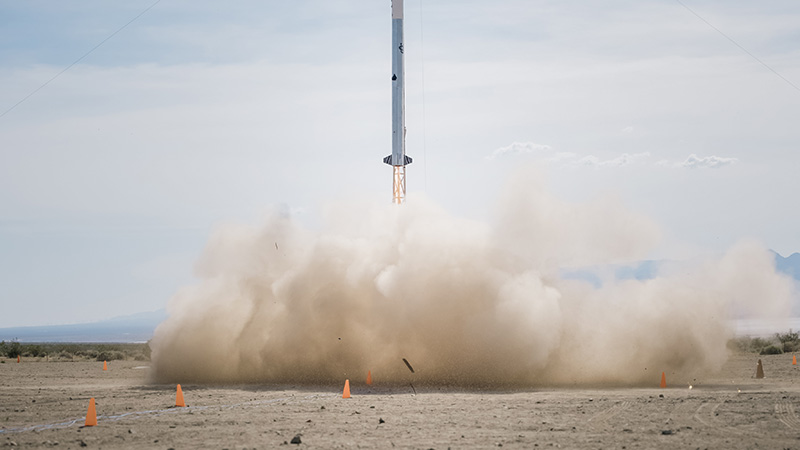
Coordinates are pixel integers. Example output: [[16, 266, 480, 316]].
[[0, 0, 162, 120], [675, 0, 800, 93]]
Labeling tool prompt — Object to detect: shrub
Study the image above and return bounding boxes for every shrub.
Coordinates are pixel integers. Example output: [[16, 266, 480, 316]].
[[760, 345, 783, 355], [777, 330, 800, 353], [96, 351, 125, 361], [3, 341, 22, 358], [728, 336, 752, 352], [729, 336, 778, 354], [26, 345, 44, 358], [750, 337, 773, 351], [75, 350, 99, 359]]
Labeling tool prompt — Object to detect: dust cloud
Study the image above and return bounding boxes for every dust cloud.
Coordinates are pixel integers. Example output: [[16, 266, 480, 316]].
[[149, 171, 794, 386]]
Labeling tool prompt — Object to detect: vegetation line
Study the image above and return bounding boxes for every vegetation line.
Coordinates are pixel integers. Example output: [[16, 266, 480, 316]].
[[0, 341, 151, 362]]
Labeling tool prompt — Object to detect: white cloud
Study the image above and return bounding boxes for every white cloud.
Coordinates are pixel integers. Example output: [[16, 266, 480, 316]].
[[548, 152, 578, 163], [488, 142, 651, 169], [539, 151, 652, 168], [487, 141, 552, 160], [681, 154, 739, 169], [656, 159, 672, 167], [574, 152, 651, 168], [489, 141, 740, 173]]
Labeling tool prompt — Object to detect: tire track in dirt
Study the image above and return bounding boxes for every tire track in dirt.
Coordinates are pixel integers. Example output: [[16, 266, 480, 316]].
[[587, 401, 631, 431], [693, 400, 764, 436], [0, 393, 337, 434], [693, 402, 725, 429], [775, 402, 800, 430]]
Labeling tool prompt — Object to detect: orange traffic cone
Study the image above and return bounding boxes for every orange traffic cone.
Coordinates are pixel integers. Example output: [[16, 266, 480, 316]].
[[17, 355, 20, 363], [85, 398, 97, 427], [756, 359, 765, 379], [175, 384, 186, 407], [660, 372, 667, 388], [366, 370, 373, 386], [342, 379, 351, 399], [103, 360, 107, 371], [793, 354, 797, 366]]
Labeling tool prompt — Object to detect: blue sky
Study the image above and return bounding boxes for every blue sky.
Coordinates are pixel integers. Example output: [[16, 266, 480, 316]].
[[1, 0, 799, 327]]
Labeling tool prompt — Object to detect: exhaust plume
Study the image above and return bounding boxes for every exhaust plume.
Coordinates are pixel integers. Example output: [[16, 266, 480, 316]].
[[150, 171, 794, 386]]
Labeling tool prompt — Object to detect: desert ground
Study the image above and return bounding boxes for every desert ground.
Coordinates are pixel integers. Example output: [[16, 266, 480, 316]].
[[2, 352, 800, 449]]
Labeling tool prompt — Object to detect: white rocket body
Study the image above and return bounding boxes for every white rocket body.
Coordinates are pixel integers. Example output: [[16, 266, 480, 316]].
[[384, 0, 412, 168]]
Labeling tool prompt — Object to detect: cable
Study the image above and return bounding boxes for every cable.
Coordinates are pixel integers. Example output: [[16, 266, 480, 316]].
[[674, 0, 800, 93], [0, 0, 162, 120], [418, 0, 428, 192]]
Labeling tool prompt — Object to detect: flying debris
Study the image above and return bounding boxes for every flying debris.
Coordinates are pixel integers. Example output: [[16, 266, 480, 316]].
[[402, 357, 415, 374], [384, 0, 412, 204]]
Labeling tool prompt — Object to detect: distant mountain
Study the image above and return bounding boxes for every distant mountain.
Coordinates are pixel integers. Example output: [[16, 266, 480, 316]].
[[561, 260, 663, 287], [616, 252, 800, 283], [615, 260, 661, 281], [0, 309, 167, 343], [774, 251, 800, 281], [562, 251, 800, 287]]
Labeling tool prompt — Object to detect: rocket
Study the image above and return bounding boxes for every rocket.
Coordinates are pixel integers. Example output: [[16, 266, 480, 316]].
[[383, 0, 412, 204]]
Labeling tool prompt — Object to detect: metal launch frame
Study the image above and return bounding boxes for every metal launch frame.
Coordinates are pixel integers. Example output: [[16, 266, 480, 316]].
[[392, 165, 406, 204]]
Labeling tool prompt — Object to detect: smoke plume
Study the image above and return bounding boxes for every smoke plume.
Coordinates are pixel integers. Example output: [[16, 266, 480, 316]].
[[150, 171, 794, 386]]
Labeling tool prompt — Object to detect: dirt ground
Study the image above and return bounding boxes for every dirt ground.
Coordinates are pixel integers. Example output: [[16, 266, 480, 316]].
[[2, 352, 800, 449]]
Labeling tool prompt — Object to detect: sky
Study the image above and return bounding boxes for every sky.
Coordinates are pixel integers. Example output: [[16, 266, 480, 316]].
[[1, 0, 799, 327]]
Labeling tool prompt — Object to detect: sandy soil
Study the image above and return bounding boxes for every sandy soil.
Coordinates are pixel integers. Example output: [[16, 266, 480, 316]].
[[2, 353, 800, 449]]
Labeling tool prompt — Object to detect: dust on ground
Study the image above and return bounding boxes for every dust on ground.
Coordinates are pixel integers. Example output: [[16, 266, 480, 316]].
[[3, 352, 800, 449]]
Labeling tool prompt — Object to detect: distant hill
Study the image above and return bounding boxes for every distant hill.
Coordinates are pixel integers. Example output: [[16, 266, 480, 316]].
[[562, 251, 800, 287], [774, 251, 800, 281], [611, 252, 800, 283], [0, 309, 167, 343]]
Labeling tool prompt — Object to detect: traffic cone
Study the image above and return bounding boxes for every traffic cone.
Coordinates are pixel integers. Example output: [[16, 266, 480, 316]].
[[756, 359, 765, 379], [175, 384, 186, 407], [793, 354, 797, 366], [366, 370, 373, 386], [85, 398, 97, 427], [660, 372, 667, 388], [17, 355, 20, 363], [342, 379, 351, 399], [103, 360, 107, 371]]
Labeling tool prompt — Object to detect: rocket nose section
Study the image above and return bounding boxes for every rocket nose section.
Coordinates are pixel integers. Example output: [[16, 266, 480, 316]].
[[392, 0, 404, 19]]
